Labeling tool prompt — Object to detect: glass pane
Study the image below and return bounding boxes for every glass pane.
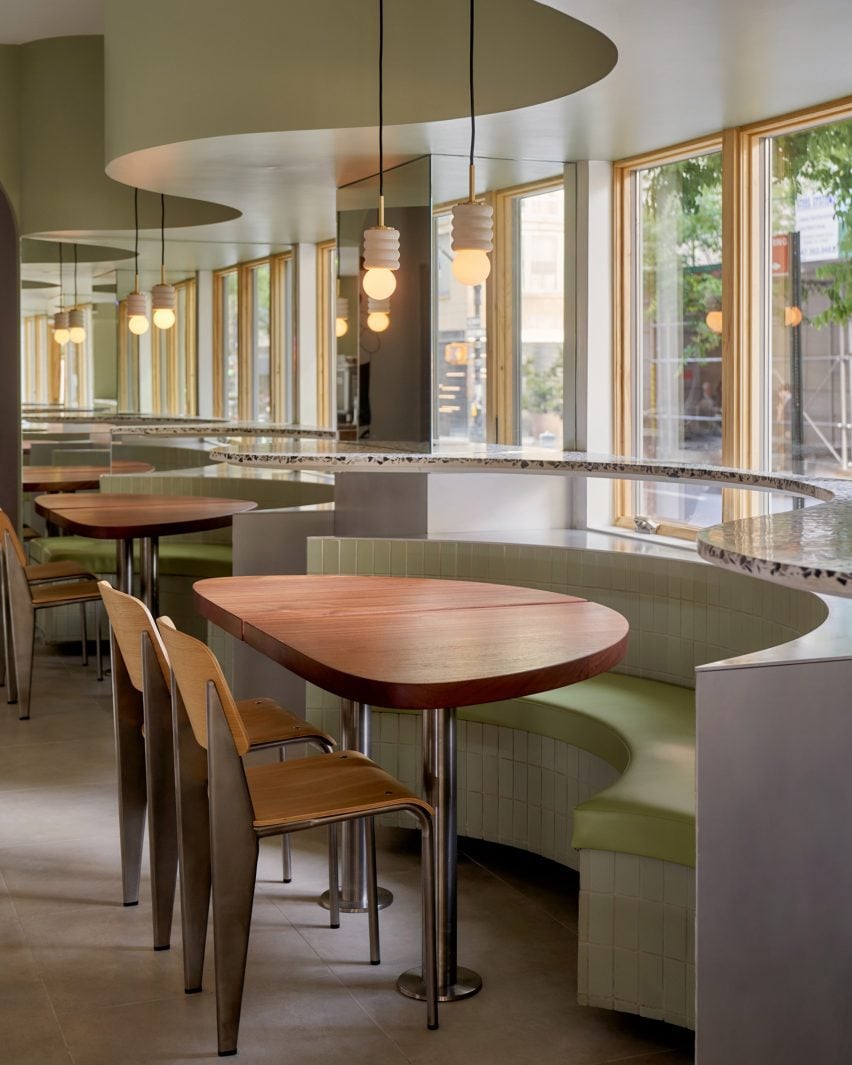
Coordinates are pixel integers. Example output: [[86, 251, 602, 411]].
[[433, 212, 487, 442], [767, 116, 852, 475], [252, 263, 271, 422], [176, 285, 187, 414], [636, 152, 723, 524], [519, 187, 564, 448], [221, 272, 238, 419]]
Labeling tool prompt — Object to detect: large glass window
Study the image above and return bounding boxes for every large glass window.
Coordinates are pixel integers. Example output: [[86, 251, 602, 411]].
[[249, 262, 271, 421], [433, 211, 488, 442], [518, 187, 564, 448], [763, 115, 852, 475], [215, 269, 239, 419], [616, 146, 724, 533]]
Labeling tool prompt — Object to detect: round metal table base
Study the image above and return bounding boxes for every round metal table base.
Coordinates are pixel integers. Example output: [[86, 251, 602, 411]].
[[396, 966, 483, 1003], [318, 887, 393, 914]]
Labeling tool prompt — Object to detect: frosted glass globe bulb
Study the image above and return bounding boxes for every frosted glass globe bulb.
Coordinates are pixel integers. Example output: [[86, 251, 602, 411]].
[[54, 328, 70, 346], [128, 314, 149, 336], [367, 311, 390, 333], [335, 317, 349, 338], [362, 268, 397, 300], [452, 249, 491, 286], [153, 307, 176, 330], [69, 325, 86, 344]]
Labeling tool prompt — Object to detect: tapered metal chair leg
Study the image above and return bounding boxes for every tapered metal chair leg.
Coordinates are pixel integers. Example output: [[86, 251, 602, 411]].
[[111, 632, 147, 906], [142, 636, 179, 950], [327, 824, 340, 929], [96, 606, 104, 681], [366, 817, 380, 965], [278, 747, 292, 882], [80, 602, 89, 666], [208, 684, 260, 1057], [418, 813, 439, 1030], [7, 579, 35, 720]]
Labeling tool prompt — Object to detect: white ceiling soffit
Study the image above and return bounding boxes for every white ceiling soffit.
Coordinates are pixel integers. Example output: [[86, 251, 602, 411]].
[[0, 1, 103, 43]]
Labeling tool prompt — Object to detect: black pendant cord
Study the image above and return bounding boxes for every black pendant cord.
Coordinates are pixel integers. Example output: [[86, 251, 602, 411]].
[[160, 194, 166, 271], [469, 0, 475, 167], [73, 243, 79, 306], [57, 242, 63, 309], [134, 186, 139, 277], [378, 0, 384, 201]]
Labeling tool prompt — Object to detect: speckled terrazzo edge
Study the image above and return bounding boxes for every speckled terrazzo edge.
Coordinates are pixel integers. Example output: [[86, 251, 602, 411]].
[[210, 442, 852, 597]]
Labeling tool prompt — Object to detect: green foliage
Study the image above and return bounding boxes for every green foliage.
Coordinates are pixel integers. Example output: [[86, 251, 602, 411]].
[[522, 354, 563, 415]]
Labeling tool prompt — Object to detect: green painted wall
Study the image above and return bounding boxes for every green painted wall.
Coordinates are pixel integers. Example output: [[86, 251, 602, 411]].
[[93, 299, 118, 401], [0, 46, 21, 216]]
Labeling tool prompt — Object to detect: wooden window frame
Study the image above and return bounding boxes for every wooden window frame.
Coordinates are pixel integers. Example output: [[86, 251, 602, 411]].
[[316, 239, 336, 428]]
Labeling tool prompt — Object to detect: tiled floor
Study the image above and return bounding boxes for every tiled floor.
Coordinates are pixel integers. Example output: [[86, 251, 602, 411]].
[[0, 644, 695, 1065]]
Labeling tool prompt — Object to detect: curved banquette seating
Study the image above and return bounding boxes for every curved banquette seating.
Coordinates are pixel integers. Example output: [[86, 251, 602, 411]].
[[298, 531, 829, 1031]]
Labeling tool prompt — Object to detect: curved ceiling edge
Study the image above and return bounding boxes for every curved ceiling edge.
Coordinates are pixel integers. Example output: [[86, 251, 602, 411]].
[[104, 0, 616, 164], [21, 238, 136, 264], [17, 36, 241, 238]]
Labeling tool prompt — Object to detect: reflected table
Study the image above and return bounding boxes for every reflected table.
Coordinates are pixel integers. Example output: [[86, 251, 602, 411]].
[[23, 462, 154, 493], [193, 573, 629, 1003], [34, 493, 257, 614]]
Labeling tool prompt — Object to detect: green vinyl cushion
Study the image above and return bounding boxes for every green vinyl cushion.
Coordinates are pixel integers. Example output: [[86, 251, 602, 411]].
[[29, 536, 233, 579], [450, 673, 695, 868]]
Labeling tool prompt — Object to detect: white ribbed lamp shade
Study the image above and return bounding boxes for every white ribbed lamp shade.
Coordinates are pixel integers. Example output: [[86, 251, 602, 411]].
[[68, 308, 86, 344], [362, 225, 400, 299], [367, 297, 391, 333], [127, 290, 149, 335], [152, 283, 177, 329], [451, 201, 493, 285], [53, 310, 70, 346]]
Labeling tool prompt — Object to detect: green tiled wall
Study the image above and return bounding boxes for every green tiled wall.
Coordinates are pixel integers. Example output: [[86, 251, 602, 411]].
[[306, 536, 827, 687]]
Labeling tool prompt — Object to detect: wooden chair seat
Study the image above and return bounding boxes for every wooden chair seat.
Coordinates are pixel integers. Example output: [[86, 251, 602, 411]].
[[30, 578, 102, 608], [247, 750, 430, 830], [26, 559, 94, 584], [236, 696, 334, 750]]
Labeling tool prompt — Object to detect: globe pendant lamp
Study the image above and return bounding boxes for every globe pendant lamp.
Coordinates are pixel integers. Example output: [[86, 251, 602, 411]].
[[335, 296, 350, 338], [362, 0, 400, 302], [53, 244, 70, 346], [128, 187, 149, 336], [68, 244, 87, 345], [152, 194, 176, 330], [451, 0, 493, 286], [366, 296, 390, 333]]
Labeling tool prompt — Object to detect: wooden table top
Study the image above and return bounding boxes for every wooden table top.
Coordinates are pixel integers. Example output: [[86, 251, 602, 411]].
[[34, 493, 257, 539], [23, 462, 154, 492], [194, 574, 629, 710]]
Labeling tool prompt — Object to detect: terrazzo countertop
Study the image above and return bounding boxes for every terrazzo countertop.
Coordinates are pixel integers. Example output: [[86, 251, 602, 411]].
[[112, 422, 336, 437], [209, 439, 852, 596]]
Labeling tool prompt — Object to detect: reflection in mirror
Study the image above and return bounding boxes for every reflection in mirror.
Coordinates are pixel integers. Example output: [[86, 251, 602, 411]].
[[337, 156, 432, 443]]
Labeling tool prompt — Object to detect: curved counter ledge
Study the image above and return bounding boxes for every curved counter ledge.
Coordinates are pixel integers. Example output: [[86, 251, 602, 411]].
[[112, 422, 337, 437], [209, 439, 852, 597]]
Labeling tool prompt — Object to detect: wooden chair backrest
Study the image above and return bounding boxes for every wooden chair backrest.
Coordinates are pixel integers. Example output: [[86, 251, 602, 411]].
[[3, 533, 33, 605], [156, 617, 250, 757], [0, 510, 27, 567], [98, 581, 169, 692]]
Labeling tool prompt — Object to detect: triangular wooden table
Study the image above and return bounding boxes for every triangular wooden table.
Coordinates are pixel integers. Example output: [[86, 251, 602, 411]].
[[194, 573, 629, 1003]]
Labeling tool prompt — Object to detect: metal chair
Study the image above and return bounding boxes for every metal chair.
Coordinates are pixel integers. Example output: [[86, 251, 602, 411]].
[[0, 508, 97, 697], [3, 532, 103, 719], [97, 583, 338, 981], [157, 617, 438, 1056]]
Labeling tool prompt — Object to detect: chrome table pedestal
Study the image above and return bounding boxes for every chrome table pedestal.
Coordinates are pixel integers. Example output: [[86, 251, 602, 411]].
[[397, 707, 482, 1002], [319, 699, 393, 913]]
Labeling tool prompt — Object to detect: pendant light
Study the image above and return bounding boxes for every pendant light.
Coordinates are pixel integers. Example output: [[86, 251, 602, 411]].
[[367, 297, 390, 333], [361, 0, 400, 301], [151, 194, 176, 330], [127, 187, 150, 336], [53, 244, 70, 346], [68, 244, 87, 345], [335, 296, 350, 338], [451, 0, 493, 286]]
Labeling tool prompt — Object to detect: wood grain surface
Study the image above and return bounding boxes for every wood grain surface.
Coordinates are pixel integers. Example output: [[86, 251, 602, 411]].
[[34, 493, 257, 539], [23, 462, 154, 492], [194, 575, 629, 710]]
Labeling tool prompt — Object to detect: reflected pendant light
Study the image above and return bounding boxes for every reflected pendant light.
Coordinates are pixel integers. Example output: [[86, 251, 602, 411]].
[[68, 244, 87, 345], [127, 187, 150, 336], [152, 194, 176, 330], [335, 296, 350, 338], [53, 244, 70, 346], [451, 0, 493, 286], [362, 0, 400, 301], [366, 296, 390, 333]]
